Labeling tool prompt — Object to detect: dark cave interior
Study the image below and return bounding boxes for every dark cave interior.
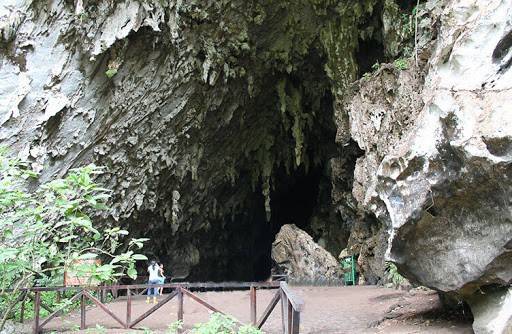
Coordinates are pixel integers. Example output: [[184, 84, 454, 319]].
[[188, 161, 329, 282], [134, 46, 365, 282], [130, 20, 388, 282]]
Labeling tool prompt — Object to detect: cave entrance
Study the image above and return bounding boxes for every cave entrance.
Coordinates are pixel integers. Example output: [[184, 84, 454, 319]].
[[187, 160, 329, 282], [253, 163, 325, 281], [157, 45, 353, 283], [269, 164, 322, 239]]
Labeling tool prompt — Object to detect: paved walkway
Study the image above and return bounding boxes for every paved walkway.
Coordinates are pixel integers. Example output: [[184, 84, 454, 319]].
[[43, 286, 473, 333]]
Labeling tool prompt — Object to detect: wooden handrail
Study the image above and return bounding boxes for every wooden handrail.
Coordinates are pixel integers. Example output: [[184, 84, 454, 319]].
[[280, 282, 304, 312], [129, 289, 179, 328], [279, 282, 304, 334], [38, 291, 83, 329], [256, 289, 281, 329], [7, 281, 280, 292], [25, 281, 302, 334]]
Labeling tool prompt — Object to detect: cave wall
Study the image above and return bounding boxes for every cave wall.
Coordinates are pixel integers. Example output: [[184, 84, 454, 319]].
[[1, 0, 391, 278], [343, 0, 512, 329], [346, 0, 512, 293], [4, 2, 510, 328]]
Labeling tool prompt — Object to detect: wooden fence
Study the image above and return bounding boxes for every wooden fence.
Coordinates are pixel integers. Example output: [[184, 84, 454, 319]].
[[14, 281, 303, 334]]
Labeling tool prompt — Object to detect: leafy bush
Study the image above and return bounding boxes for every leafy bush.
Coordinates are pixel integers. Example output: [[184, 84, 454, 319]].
[[393, 58, 408, 70], [385, 262, 405, 288], [167, 320, 184, 334], [0, 150, 147, 328], [191, 313, 263, 334], [105, 68, 117, 78]]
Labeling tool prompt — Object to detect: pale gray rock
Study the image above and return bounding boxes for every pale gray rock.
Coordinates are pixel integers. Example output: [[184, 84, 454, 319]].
[[0, 0, 383, 280], [272, 224, 343, 282], [467, 286, 512, 334], [0, 320, 30, 334], [344, 0, 512, 332]]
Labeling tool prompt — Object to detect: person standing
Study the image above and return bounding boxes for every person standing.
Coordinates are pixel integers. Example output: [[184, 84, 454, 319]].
[[157, 263, 166, 295], [146, 260, 160, 304]]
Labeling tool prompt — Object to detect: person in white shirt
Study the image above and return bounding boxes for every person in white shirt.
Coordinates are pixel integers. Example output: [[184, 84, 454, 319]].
[[146, 260, 160, 304]]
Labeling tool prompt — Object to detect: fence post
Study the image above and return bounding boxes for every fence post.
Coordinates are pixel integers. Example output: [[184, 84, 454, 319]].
[[33, 291, 40, 334], [126, 288, 131, 329], [177, 287, 184, 323], [100, 285, 105, 304], [287, 301, 293, 334], [250, 285, 257, 325], [280, 288, 288, 334], [20, 291, 28, 323], [80, 290, 86, 330], [291, 309, 300, 334]]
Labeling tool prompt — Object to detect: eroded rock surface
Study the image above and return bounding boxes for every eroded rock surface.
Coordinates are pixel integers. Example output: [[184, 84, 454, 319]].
[[272, 224, 343, 282], [467, 286, 512, 334], [2, 0, 511, 331], [357, 0, 512, 293], [343, 0, 512, 332], [0, 0, 387, 279]]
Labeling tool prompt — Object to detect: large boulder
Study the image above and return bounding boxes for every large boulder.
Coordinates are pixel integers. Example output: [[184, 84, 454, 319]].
[[467, 286, 512, 334], [271, 224, 343, 282], [344, 0, 512, 332]]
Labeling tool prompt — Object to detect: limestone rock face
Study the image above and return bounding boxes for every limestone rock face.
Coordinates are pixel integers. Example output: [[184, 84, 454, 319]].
[[272, 224, 343, 282], [467, 287, 512, 334], [3, 2, 511, 332], [344, 0, 512, 332], [0, 0, 382, 279]]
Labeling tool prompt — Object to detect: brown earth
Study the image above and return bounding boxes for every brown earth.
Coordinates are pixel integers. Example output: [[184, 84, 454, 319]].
[[40, 286, 473, 333]]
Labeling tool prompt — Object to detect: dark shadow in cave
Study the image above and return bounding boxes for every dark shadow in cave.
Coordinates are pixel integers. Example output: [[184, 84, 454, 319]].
[[147, 45, 361, 283], [252, 163, 326, 281], [269, 165, 322, 237], [188, 162, 329, 282], [356, 38, 385, 76]]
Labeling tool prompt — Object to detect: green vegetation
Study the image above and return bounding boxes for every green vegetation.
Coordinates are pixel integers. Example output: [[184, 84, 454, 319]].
[[191, 313, 262, 334], [105, 68, 117, 78], [167, 320, 184, 334], [385, 262, 406, 288], [393, 58, 408, 70], [85, 324, 107, 333], [123, 316, 260, 334], [0, 149, 147, 329]]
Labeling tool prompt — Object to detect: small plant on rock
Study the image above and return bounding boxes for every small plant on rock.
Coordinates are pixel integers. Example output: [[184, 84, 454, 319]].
[[385, 262, 406, 288], [393, 58, 408, 70]]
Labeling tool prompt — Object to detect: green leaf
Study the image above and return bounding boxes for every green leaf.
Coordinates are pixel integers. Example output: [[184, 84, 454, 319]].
[[132, 254, 148, 261], [58, 235, 76, 243], [127, 267, 137, 280], [0, 248, 18, 262], [3, 228, 13, 238], [105, 68, 118, 79], [78, 253, 98, 260]]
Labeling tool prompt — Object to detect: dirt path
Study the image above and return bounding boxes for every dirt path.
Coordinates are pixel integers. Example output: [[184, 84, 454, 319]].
[[43, 286, 472, 333]]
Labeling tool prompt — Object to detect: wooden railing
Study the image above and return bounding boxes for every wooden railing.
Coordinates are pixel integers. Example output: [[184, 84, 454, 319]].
[[10, 281, 303, 334], [279, 282, 304, 334]]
